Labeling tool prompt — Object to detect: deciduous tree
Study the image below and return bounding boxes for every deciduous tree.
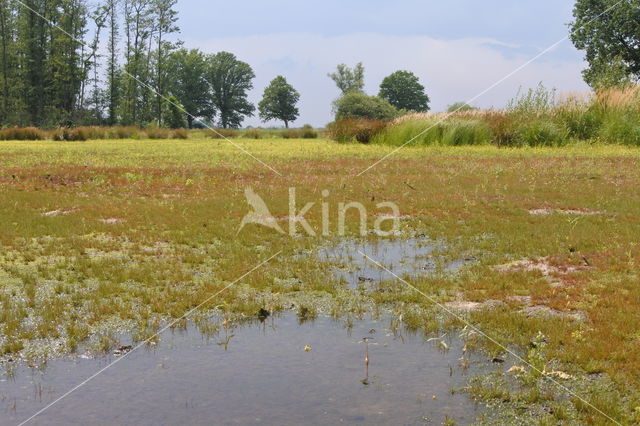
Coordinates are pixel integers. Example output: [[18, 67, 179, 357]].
[[205, 51, 255, 129], [258, 76, 300, 128], [379, 70, 430, 112]]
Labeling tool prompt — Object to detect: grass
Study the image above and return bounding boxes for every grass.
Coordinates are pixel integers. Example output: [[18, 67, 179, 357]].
[[372, 85, 640, 147], [0, 137, 639, 423]]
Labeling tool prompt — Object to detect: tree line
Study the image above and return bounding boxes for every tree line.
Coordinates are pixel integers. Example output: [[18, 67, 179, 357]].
[[0, 0, 637, 129], [0, 0, 302, 129]]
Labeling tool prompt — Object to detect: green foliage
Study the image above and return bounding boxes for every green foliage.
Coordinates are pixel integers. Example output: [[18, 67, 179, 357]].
[[333, 91, 399, 121], [379, 70, 430, 112], [515, 120, 568, 147], [280, 125, 318, 139], [258, 76, 300, 128], [507, 83, 557, 116], [164, 95, 187, 129], [301, 124, 318, 139], [166, 49, 214, 128], [447, 102, 476, 113], [371, 118, 491, 146], [570, 0, 640, 88], [328, 63, 365, 94], [599, 115, 640, 145], [205, 52, 256, 129]]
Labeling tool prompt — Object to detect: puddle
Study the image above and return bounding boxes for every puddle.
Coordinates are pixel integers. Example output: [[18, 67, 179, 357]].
[[1, 314, 493, 426], [320, 238, 475, 288]]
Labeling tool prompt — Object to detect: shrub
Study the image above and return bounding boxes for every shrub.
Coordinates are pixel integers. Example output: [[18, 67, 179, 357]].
[[172, 128, 189, 139], [53, 127, 88, 141], [333, 91, 399, 121], [242, 128, 263, 139], [108, 126, 142, 139], [301, 124, 318, 139], [0, 127, 46, 140], [145, 127, 170, 139], [280, 129, 301, 139], [485, 112, 517, 146], [447, 102, 477, 113], [80, 126, 108, 140], [507, 83, 557, 116], [328, 119, 388, 143]]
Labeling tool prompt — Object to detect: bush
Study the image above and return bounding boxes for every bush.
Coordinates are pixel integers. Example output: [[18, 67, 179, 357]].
[[0, 127, 47, 140], [447, 102, 477, 113], [507, 83, 557, 116], [301, 124, 318, 139], [145, 127, 171, 139], [242, 128, 263, 139], [328, 119, 388, 143], [80, 126, 108, 140], [53, 127, 88, 141], [172, 129, 189, 139], [485, 113, 517, 146], [108, 126, 142, 139], [279, 125, 318, 139], [280, 129, 301, 139], [334, 91, 399, 121]]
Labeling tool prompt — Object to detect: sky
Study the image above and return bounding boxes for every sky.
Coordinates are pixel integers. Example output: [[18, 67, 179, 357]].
[[175, 1, 589, 128]]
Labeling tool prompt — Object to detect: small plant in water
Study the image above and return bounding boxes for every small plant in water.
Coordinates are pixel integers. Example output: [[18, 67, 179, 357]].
[[526, 331, 547, 382]]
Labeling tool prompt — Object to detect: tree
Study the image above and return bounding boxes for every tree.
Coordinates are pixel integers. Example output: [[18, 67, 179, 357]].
[[153, 0, 179, 125], [333, 91, 398, 121], [205, 51, 255, 129], [328, 62, 365, 94], [258, 76, 300, 128], [379, 70, 430, 112], [447, 102, 476, 113], [105, 0, 120, 124], [164, 94, 186, 128], [121, 0, 154, 125], [166, 48, 213, 128], [570, 0, 640, 88]]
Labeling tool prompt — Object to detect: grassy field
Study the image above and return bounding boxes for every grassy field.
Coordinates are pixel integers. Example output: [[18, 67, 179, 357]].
[[1, 137, 640, 423]]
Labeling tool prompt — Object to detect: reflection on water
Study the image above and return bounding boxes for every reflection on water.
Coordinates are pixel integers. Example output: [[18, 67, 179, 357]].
[[320, 238, 475, 288], [1, 315, 491, 425]]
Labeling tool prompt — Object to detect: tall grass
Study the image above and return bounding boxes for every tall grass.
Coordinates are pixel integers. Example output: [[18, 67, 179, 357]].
[[371, 118, 492, 146], [371, 85, 640, 147]]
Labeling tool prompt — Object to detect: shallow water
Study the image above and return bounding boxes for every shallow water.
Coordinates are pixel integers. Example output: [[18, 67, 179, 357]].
[[1, 315, 491, 426], [320, 238, 474, 288]]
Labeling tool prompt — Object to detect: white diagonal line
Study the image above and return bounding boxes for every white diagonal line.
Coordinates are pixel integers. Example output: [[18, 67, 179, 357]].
[[357, 250, 621, 425], [13, 0, 282, 177], [17, 251, 282, 426], [357, 0, 626, 176]]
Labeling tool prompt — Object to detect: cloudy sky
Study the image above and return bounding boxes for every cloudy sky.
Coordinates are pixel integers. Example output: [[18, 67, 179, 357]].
[[175, 0, 589, 127]]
